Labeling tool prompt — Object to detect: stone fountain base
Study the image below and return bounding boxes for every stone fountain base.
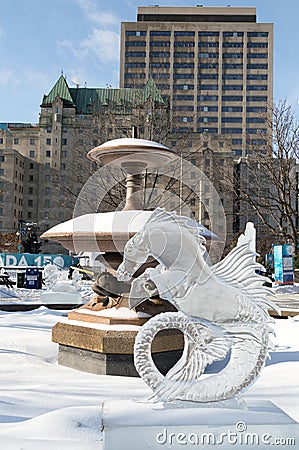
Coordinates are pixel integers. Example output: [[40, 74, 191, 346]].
[[52, 296, 184, 377]]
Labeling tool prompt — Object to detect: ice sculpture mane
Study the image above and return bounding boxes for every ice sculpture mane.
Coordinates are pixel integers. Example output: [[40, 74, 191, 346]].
[[118, 208, 279, 403]]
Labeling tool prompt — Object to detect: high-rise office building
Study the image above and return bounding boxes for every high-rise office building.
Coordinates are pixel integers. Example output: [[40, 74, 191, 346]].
[[120, 6, 273, 157]]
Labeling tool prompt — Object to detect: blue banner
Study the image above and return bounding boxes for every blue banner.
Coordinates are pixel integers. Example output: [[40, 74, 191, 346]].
[[273, 244, 294, 285], [0, 253, 76, 269]]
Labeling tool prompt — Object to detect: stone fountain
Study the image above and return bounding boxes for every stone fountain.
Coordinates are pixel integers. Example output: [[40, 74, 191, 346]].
[[42, 138, 189, 376]]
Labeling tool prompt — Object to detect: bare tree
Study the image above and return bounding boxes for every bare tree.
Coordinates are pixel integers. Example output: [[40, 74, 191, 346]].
[[230, 100, 299, 254]]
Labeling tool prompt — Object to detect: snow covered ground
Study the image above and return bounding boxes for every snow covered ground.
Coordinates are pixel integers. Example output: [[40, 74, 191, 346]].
[[0, 307, 298, 449]]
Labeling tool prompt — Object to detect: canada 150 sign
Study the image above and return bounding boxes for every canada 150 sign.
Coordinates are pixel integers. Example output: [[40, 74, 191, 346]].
[[0, 253, 74, 269]]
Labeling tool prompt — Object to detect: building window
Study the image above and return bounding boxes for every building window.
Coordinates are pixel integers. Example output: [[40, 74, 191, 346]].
[[62, 150, 67, 158], [222, 42, 243, 48], [150, 62, 170, 68], [29, 150, 35, 158], [173, 74, 194, 80], [198, 52, 219, 59], [198, 127, 218, 133], [173, 95, 194, 101], [175, 31, 195, 36], [28, 199, 33, 207], [45, 187, 51, 195], [222, 53, 243, 59], [198, 42, 219, 48], [28, 187, 33, 194], [246, 96, 268, 102], [45, 199, 50, 207], [232, 149, 243, 156], [173, 84, 194, 90], [222, 95, 243, 101], [14, 138, 19, 145], [247, 31, 268, 37], [199, 31, 219, 37], [150, 31, 170, 36], [246, 106, 267, 113], [198, 74, 217, 80], [0, 169, 4, 176], [61, 163, 66, 170], [221, 128, 243, 134], [46, 150, 51, 157], [198, 106, 218, 112], [222, 85, 243, 91], [246, 118, 265, 123], [126, 41, 146, 47], [223, 31, 244, 37], [150, 41, 170, 47], [222, 74, 243, 80], [198, 63, 219, 69], [29, 163, 34, 169], [247, 53, 268, 59], [198, 84, 218, 90], [198, 95, 218, 101], [29, 175, 34, 182], [247, 42, 268, 48], [246, 128, 267, 134], [222, 117, 242, 123], [46, 126, 51, 133], [222, 106, 243, 112], [174, 52, 195, 58], [127, 30, 147, 36], [30, 138, 35, 145], [247, 74, 268, 80], [45, 163, 50, 169], [232, 138, 242, 145], [0, 156, 4, 162], [247, 63, 268, 70], [46, 138, 51, 145], [198, 117, 218, 123], [125, 51, 146, 57], [0, 138, 3, 144], [222, 63, 243, 69]]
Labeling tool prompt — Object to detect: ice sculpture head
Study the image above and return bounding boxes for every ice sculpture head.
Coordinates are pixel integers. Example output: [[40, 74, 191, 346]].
[[118, 230, 150, 282]]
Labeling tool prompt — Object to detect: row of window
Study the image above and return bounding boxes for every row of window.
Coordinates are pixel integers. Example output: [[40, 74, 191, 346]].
[[193, 127, 267, 134], [197, 117, 265, 123], [1, 138, 37, 145], [125, 62, 268, 69], [126, 31, 269, 38], [171, 93, 268, 102], [172, 106, 267, 113], [126, 41, 269, 49], [126, 51, 269, 58]]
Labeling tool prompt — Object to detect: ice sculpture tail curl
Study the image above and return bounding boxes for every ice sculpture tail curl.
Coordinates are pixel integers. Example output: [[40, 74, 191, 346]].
[[134, 311, 271, 403]]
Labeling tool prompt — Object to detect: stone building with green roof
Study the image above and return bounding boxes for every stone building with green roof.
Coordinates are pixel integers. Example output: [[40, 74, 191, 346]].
[[0, 75, 170, 251]]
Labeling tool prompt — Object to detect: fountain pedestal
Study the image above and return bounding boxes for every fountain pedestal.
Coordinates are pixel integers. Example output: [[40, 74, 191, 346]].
[[52, 294, 183, 376], [42, 138, 182, 376]]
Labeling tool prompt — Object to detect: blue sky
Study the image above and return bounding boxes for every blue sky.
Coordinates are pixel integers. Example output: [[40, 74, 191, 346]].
[[0, 0, 298, 123]]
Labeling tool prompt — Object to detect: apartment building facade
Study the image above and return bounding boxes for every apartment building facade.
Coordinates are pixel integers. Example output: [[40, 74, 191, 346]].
[[120, 6, 273, 157]]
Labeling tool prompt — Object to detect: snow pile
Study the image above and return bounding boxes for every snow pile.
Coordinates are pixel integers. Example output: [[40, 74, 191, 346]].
[[76, 306, 140, 319], [0, 307, 298, 449]]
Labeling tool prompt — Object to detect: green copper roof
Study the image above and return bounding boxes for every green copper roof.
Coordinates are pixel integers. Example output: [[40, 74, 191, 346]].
[[42, 76, 164, 113], [42, 75, 74, 106]]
